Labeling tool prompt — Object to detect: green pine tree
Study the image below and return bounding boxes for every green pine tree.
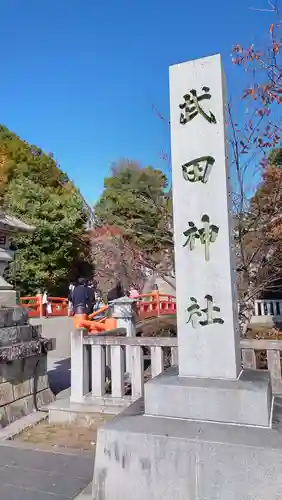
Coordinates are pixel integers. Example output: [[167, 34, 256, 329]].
[[0, 125, 92, 295]]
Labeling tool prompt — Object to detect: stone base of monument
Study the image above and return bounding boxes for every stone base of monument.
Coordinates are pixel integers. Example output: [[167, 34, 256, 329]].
[[92, 391, 282, 500], [145, 367, 272, 427], [0, 306, 55, 427], [91, 369, 282, 500]]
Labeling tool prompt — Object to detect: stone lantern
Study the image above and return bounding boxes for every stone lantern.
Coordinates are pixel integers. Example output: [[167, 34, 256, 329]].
[[0, 212, 35, 306], [0, 212, 55, 428]]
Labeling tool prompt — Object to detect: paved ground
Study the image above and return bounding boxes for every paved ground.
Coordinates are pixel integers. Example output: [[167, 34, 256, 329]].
[[0, 440, 94, 499], [0, 317, 93, 499], [31, 316, 73, 395], [30, 316, 72, 360]]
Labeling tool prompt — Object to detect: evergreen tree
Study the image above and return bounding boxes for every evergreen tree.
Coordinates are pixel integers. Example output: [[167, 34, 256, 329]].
[[95, 159, 173, 255], [0, 125, 92, 295]]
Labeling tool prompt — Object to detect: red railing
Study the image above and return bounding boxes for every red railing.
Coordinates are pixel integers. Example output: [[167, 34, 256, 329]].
[[48, 297, 68, 316], [137, 293, 176, 320], [20, 293, 176, 320], [20, 295, 68, 317], [20, 296, 42, 318]]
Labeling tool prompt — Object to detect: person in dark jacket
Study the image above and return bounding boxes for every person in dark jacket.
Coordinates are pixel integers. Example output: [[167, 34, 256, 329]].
[[86, 280, 95, 314], [72, 278, 89, 314]]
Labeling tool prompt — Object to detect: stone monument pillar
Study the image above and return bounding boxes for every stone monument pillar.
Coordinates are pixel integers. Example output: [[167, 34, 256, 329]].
[[144, 54, 271, 427], [170, 54, 240, 380], [91, 55, 282, 500]]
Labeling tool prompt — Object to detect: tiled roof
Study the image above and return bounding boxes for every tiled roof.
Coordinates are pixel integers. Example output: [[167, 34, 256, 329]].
[[0, 213, 35, 233]]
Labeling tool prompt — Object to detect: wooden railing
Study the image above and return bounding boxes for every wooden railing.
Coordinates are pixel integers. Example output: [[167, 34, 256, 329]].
[[20, 295, 68, 317], [48, 297, 68, 316], [254, 299, 282, 316], [137, 293, 176, 320], [20, 293, 177, 320], [20, 296, 41, 317], [20, 295, 282, 320], [70, 334, 282, 406]]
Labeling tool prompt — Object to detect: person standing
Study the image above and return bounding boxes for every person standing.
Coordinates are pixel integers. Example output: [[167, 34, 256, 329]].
[[107, 281, 124, 303], [68, 283, 75, 316], [129, 285, 139, 299], [42, 289, 49, 318], [93, 291, 105, 311], [86, 280, 95, 315], [72, 278, 89, 314], [93, 291, 106, 319]]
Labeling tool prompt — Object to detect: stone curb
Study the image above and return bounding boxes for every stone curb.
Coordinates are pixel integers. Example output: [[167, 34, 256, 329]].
[[0, 436, 94, 457], [0, 410, 47, 440], [74, 482, 92, 499]]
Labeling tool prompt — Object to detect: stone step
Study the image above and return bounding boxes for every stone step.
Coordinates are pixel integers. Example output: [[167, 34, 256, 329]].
[[48, 395, 133, 424]]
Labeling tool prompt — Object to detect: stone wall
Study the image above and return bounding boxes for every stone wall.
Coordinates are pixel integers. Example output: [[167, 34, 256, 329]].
[[0, 355, 54, 426], [0, 306, 55, 427]]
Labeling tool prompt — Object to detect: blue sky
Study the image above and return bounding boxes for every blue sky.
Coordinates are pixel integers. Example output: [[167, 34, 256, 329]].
[[0, 0, 272, 203]]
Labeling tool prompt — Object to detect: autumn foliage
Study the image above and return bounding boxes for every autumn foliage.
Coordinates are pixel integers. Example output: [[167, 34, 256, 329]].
[[229, 2, 282, 329], [232, 2, 282, 155]]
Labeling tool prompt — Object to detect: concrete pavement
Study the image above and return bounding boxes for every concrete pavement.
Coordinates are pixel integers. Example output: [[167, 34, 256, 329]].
[[0, 316, 94, 499], [0, 439, 93, 499], [30, 316, 73, 360], [30, 316, 73, 395]]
